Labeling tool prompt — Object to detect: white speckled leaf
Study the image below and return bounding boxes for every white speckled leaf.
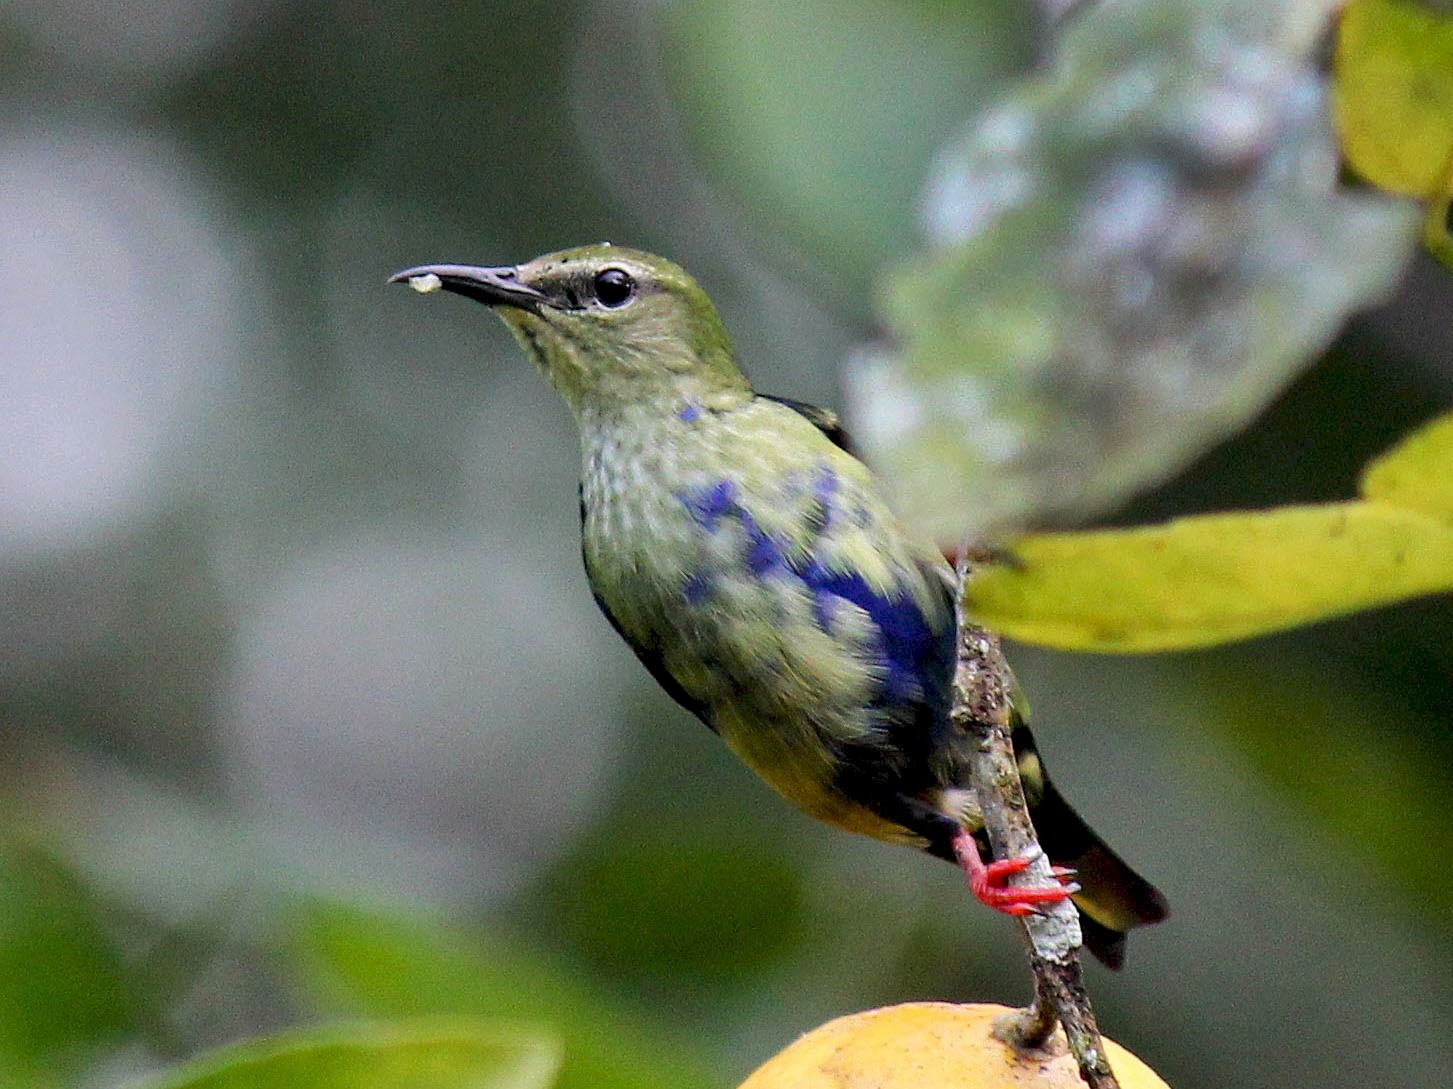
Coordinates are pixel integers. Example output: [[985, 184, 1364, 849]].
[[846, 0, 1420, 543]]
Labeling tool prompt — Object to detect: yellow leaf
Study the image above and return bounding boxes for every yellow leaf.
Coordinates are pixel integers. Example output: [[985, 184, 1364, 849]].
[[1360, 411, 1453, 516], [1334, 0, 1453, 198], [966, 413, 1453, 652], [1424, 175, 1453, 270]]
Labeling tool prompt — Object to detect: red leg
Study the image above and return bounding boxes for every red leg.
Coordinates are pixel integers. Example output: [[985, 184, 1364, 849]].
[[952, 830, 1078, 917]]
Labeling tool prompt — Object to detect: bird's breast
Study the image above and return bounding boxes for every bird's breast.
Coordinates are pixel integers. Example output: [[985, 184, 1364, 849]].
[[583, 420, 940, 710]]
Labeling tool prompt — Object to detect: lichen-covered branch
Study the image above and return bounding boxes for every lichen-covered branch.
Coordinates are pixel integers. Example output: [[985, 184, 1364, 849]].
[[951, 551, 1119, 1089]]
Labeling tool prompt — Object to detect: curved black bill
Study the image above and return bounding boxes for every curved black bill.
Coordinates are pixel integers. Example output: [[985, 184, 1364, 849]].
[[388, 263, 546, 312]]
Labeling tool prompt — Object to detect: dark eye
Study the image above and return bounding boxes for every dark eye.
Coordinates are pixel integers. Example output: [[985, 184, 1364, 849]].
[[593, 268, 635, 308]]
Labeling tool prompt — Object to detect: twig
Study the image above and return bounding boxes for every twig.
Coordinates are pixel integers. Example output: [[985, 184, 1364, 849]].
[[951, 550, 1120, 1089]]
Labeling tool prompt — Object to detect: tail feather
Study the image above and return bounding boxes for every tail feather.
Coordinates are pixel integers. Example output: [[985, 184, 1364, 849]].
[[1028, 771, 1169, 969], [1013, 723, 1169, 969]]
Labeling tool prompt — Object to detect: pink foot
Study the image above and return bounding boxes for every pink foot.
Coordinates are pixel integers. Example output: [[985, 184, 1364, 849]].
[[952, 830, 1078, 917]]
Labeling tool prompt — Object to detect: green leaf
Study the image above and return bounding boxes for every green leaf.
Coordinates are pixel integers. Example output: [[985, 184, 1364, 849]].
[[139, 1019, 560, 1089], [289, 902, 725, 1089], [848, 0, 1418, 543], [0, 843, 132, 1071], [1333, 0, 1453, 198], [547, 833, 803, 980], [964, 413, 1453, 651]]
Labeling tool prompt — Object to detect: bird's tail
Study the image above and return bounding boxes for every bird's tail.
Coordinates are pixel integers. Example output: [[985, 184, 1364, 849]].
[[1012, 722, 1169, 970]]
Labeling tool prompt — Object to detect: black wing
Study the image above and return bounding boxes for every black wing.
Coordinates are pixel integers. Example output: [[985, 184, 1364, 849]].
[[757, 394, 855, 455], [578, 487, 717, 732]]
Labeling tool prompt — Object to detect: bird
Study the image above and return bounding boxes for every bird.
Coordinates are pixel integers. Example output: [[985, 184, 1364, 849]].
[[390, 245, 1168, 968]]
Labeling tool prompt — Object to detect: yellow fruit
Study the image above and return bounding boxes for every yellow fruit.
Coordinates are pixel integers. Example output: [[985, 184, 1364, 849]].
[[739, 1002, 1169, 1089]]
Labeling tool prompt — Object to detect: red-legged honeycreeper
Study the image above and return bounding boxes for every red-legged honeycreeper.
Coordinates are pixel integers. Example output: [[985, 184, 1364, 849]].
[[390, 245, 1168, 968]]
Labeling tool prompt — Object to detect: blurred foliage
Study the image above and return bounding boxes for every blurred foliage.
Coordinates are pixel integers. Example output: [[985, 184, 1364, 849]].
[[291, 901, 724, 1089], [138, 1020, 561, 1089], [1173, 651, 1453, 917], [1, 1, 1451, 1089], [660, 0, 1036, 300], [965, 412, 1453, 650], [0, 842, 132, 1084], [537, 831, 805, 981]]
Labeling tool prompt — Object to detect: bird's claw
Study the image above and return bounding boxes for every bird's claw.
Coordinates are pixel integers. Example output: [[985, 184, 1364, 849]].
[[953, 834, 1078, 918]]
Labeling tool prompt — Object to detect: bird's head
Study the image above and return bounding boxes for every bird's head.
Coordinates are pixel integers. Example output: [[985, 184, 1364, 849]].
[[391, 244, 749, 418]]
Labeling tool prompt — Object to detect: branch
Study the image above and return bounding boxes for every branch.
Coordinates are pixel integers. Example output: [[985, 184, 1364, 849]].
[[951, 551, 1119, 1089]]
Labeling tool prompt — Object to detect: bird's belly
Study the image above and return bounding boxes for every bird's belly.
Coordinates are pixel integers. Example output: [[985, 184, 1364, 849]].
[[711, 704, 926, 848], [580, 445, 950, 851]]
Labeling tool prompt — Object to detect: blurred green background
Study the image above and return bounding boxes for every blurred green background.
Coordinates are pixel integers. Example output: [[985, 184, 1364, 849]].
[[2, 2, 1450, 1088]]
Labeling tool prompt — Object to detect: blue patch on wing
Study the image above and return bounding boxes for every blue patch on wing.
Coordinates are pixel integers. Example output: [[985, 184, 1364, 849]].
[[813, 466, 839, 530], [679, 481, 790, 576], [797, 557, 950, 708], [682, 571, 715, 603], [678, 480, 737, 530], [675, 476, 953, 718], [740, 510, 787, 576]]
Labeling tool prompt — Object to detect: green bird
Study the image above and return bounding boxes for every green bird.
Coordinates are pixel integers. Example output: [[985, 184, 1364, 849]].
[[391, 245, 1168, 967]]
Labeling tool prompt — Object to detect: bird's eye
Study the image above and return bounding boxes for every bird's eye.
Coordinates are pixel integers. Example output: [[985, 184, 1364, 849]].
[[593, 268, 635, 308]]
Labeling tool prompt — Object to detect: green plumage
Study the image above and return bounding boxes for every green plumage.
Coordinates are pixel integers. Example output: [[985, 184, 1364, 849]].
[[581, 392, 952, 841], [392, 245, 1167, 967]]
